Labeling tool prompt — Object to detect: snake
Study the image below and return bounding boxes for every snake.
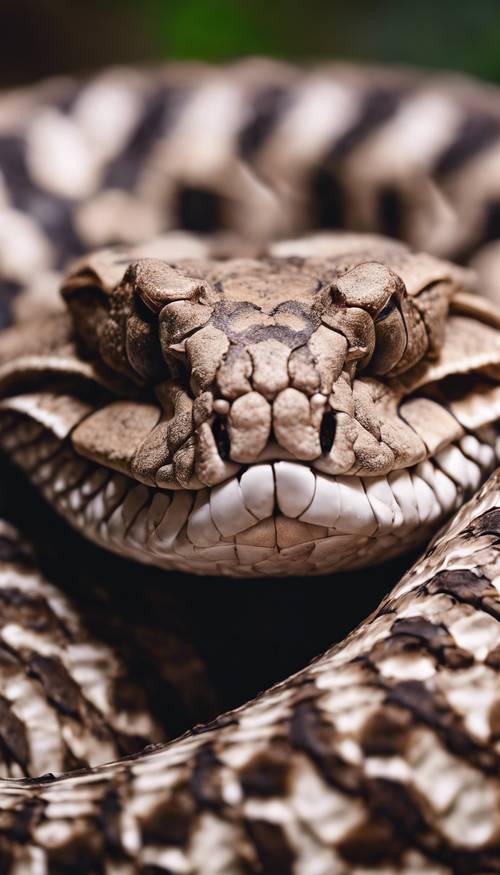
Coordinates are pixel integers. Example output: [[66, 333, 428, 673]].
[[0, 59, 499, 872]]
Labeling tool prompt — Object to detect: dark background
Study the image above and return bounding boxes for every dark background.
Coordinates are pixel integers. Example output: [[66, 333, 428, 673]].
[[1, 0, 500, 88]]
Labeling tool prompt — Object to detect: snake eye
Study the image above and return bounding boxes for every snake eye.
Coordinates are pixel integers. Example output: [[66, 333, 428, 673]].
[[375, 295, 398, 322], [369, 295, 407, 374]]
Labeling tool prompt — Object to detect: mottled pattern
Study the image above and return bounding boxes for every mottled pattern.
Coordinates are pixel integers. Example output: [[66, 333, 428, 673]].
[[0, 514, 224, 780], [0, 520, 164, 778]]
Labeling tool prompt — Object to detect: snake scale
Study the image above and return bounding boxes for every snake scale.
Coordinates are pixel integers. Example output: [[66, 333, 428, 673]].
[[0, 59, 499, 872]]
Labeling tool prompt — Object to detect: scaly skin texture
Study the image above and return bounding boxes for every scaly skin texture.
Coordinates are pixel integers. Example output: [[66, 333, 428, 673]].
[[0, 521, 165, 778], [0, 62, 499, 871], [0, 472, 497, 873], [0, 517, 223, 781]]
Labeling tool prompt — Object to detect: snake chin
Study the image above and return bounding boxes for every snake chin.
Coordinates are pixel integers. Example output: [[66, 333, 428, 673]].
[[6, 416, 498, 578]]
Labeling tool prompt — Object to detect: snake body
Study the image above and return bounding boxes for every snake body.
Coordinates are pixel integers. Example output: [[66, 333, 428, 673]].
[[0, 61, 499, 871]]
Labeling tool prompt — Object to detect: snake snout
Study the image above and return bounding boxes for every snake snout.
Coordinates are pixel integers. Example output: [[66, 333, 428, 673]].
[[208, 388, 338, 468]]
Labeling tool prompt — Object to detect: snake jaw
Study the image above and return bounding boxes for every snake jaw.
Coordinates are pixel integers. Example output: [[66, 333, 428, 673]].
[[3, 415, 497, 576]]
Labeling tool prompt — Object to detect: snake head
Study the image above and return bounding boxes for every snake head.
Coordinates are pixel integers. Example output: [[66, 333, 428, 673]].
[[62, 239, 459, 485], [1, 233, 498, 576]]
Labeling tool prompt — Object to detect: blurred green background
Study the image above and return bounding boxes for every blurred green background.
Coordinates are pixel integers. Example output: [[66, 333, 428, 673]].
[[1, 0, 500, 86]]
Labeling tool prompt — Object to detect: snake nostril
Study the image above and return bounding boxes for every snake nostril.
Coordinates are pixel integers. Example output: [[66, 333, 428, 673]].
[[319, 408, 336, 454], [212, 415, 230, 460]]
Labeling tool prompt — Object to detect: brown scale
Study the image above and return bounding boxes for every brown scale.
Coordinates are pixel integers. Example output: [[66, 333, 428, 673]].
[[49, 234, 500, 492]]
